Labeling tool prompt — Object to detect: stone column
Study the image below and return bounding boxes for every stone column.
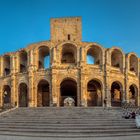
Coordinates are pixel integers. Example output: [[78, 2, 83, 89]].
[[28, 50, 35, 107], [80, 70, 87, 107], [104, 69, 111, 107], [77, 79, 80, 106], [0, 56, 4, 77], [51, 69, 58, 106], [104, 50, 111, 107], [10, 55, 17, 107], [106, 86, 111, 107], [52, 47, 56, 63]]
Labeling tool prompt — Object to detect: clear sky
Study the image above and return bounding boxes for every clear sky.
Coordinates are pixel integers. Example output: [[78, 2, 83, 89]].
[[0, 0, 140, 56]]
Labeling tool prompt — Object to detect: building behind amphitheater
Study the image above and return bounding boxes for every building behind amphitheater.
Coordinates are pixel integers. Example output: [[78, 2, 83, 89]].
[[0, 17, 139, 108]]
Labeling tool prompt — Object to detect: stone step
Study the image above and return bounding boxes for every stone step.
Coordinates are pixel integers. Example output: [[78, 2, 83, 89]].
[[0, 125, 136, 130], [0, 120, 130, 123], [0, 127, 139, 133], [0, 122, 135, 127], [0, 131, 139, 138], [0, 107, 139, 138]]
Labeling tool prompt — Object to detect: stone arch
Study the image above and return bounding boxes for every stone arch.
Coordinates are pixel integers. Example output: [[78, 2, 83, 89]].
[[111, 48, 123, 71], [60, 78, 77, 106], [3, 85, 11, 106], [87, 79, 102, 106], [3, 55, 11, 76], [38, 46, 50, 69], [19, 50, 28, 73], [111, 81, 123, 107], [18, 83, 28, 107], [129, 84, 138, 106], [128, 53, 138, 74], [86, 43, 103, 65], [60, 43, 77, 64], [37, 79, 50, 107]]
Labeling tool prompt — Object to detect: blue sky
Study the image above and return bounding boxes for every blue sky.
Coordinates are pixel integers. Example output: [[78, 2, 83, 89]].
[[0, 0, 140, 56]]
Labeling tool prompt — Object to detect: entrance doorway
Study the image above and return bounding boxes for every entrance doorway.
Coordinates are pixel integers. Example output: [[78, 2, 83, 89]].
[[111, 82, 122, 107], [129, 84, 138, 106], [19, 83, 28, 107], [87, 80, 102, 106], [37, 80, 50, 107], [60, 79, 77, 106], [3, 85, 11, 107]]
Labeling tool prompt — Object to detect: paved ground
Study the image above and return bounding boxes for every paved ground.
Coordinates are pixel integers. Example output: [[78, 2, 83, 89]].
[[0, 135, 140, 140]]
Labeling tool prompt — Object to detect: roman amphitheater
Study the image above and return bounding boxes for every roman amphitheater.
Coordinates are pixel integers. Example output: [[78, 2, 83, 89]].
[[0, 17, 139, 108]]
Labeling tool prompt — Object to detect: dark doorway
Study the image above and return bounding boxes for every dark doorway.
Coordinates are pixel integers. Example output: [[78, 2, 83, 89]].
[[37, 80, 50, 107], [129, 85, 138, 106], [111, 82, 122, 107], [19, 83, 28, 107], [60, 79, 77, 106], [3, 85, 11, 107], [87, 80, 102, 106]]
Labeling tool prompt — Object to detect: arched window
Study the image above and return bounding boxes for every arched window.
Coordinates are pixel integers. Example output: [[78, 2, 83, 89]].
[[86, 45, 102, 65], [129, 54, 138, 74], [3, 55, 11, 76], [19, 50, 28, 73], [38, 46, 50, 69], [111, 49, 123, 71], [61, 43, 76, 64]]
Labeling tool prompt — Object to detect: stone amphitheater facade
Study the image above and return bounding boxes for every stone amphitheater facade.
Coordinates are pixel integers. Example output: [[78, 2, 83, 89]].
[[0, 17, 139, 108]]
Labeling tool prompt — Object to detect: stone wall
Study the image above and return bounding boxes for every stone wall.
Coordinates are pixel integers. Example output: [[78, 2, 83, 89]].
[[0, 17, 139, 107]]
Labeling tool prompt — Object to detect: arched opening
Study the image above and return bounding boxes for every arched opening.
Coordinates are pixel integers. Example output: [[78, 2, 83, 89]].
[[3, 85, 11, 106], [37, 80, 50, 107], [60, 79, 77, 106], [129, 54, 138, 74], [111, 82, 122, 107], [19, 51, 28, 73], [87, 80, 102, 106], [129, 84, 138, 106], [111, 49, 123, 71], [3, 55, 11, 76], [61, 43, 76, 64], [87, 46, 102, 65], [38, 46, 50, 69], [19, 83, 28, 107]]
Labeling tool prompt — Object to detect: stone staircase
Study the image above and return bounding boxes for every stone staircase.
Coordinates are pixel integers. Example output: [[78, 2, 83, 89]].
[[0, 107, 139, 138]]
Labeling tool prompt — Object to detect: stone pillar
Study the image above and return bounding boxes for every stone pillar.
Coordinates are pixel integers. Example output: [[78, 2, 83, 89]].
[[104, 70, 112, 107], [28, 50, 35, 107], [80, 47, 85, 64], [34, 49, 39, 70], [80, 70, 87, 107], [10, 55, 17, 107], [52, 47, 56, 64], [51, 69, 58, 106], [101, 82, 105, 107], [28, 75, 34, 107], [77, 80, 80, 106], [77, 47, 80, 66], [34, 86, 37, 107], [0, 56, 4, 77], [104, 50, 111, 107]]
